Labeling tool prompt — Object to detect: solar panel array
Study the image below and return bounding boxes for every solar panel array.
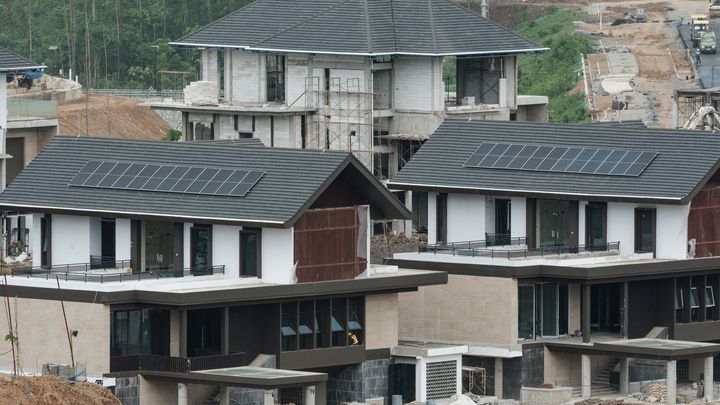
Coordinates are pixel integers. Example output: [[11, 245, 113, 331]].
[[69, 160, 264, 197], [463, 143, 657, 177]]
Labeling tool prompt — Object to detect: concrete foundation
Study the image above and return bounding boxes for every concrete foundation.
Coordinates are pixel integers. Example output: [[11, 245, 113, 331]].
[[520, 386, 573, 404]]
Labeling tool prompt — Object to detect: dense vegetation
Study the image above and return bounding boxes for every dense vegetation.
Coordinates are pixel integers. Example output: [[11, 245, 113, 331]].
[[516, 8, 594, 123], [0, 0, 251, 89]]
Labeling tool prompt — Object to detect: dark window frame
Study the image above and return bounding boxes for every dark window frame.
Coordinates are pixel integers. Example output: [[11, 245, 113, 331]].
[[585, 202, 608, 249], [240, 228, 262, 278], [266, 54, 286, 104], [634, 208, 657, 256], [190, 224, 213, 274]]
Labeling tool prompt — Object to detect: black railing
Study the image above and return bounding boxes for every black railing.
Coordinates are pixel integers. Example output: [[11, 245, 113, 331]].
[[485, 233, 513, 247], [8, 262, 225, 284], [420, 240, 620, 259], [420, 236, 527, 254], [109, 353, 246, 373]]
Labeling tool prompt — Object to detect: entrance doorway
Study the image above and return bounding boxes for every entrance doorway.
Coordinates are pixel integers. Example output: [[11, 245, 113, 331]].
[[494, 199, 511, 245], [436, 193, 448, 244], [590, 284, 621, 333], [535, 200, 577, 248], [585, 202, 607, 249], [101, 218, 116, 266]]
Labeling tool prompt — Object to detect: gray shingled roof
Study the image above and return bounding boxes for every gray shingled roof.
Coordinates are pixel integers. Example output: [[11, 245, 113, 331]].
[[172, 0, 545, 56], [0, 137, 408, 226], [0, 46, 45, 72], [388, 120, 720, 204]]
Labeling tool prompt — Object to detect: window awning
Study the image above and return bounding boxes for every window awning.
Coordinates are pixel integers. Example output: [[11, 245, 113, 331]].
[[546, 338, 720, 361], [141, 366, 327, 389]]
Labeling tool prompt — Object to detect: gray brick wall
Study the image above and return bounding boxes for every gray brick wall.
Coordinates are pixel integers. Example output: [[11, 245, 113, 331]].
[[114, 376, 139, 405], [327, 359, 390, 405]]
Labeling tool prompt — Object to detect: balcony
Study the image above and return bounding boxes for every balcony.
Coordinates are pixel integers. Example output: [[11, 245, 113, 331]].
[[420, 238, 620, 259], [109, 353, 246, 374], [6, 258, 225, 284]]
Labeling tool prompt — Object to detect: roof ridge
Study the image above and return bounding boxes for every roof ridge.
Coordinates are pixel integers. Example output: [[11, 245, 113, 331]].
[[174, 0, 263, 45], [427, 0, 438, 54], [252, 0, 356, 48]]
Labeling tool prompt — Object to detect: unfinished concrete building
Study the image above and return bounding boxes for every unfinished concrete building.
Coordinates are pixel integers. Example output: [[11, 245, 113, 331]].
[[147, 0, 548, 189]]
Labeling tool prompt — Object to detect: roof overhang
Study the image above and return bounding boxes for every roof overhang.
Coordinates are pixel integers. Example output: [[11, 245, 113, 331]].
[[386, 181, 686, 205], [0, 65, 47, 73], [546, 338, 720, 361], [168, 41, 549, 58], [140, 367, 327, 389], [387, 256, 720, 284]]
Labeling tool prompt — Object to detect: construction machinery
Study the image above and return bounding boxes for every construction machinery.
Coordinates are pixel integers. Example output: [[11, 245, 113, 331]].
[[710, 0, 720, 18], [683, 105, 720, 130], [700, 30, 718, 53], [691, 14, 711, 47]]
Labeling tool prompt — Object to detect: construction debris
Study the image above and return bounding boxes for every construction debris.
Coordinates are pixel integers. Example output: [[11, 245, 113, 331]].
[[629, 383, 668, 402]]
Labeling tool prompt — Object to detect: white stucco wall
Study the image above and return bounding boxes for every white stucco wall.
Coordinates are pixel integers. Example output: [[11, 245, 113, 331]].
[[511, 197, 526, 238], [52, 214, 90, 264], [213, 225, 241, 279], [446, 193, 485, 243], [29, 213, 42, 267], [115, 218, 131, 261], [606, 202, 636, 256], [261, 227, 294, 284], [183, 223, 192, 269], [656, 204, 690, 260], [578, 201, 588, 246], [393, 56, 444, 112]]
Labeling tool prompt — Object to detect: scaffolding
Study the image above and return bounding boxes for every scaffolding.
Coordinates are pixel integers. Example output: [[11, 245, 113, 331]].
[[674, 88, 720, 129], [462, 366, 488, 398], [304, 76, 375, 169]]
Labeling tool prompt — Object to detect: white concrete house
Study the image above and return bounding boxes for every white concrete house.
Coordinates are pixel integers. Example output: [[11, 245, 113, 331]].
[[0, 136, 446, 405], [147, 0, 549, 183], [386, 120, 720, 403]]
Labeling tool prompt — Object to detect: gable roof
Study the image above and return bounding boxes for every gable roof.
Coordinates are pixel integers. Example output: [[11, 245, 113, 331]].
[[0, 137, 409, 226], [0, 46, 45, 72], [388, 120, 720, 204], [171, 0, 545, 56]]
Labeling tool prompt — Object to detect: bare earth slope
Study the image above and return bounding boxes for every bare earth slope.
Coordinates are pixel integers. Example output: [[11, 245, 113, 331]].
[[0, 375, 120, 405]]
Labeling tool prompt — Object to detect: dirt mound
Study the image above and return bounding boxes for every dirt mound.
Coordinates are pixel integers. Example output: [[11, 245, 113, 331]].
[[0, 375, 120, 405], [370, 233, 424, 264], [59, 94, 169, 140]]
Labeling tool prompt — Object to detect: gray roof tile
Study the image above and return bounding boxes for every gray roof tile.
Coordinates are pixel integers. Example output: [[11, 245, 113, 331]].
[[0, 46, 45, 72], [388, 120, 720, 204], [173, 0, 544, 56], [0, 137, 407, 225]]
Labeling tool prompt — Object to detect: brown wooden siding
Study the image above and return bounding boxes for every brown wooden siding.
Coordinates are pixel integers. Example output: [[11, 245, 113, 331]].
[[293, 206, 367, 282], [689, 172, 720, 257]]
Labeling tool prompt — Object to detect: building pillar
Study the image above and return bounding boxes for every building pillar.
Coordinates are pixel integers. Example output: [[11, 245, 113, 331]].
[[178, 383, 188, 405], [667, 360, 677, 405], [621, 281, 629, 338], [705, 356, 714, 401], [494, 358, 503, 398], [219, 386, 230, 405], [263, 390, 274, 405], [304, 385, 316, 405], [619, 357, 629, 394], [405, 190, 413, 237], [222, 305, 230, 355], [581, 354, 591, 399], [223, 49, 233, 102], [582, 284, 591, 343]]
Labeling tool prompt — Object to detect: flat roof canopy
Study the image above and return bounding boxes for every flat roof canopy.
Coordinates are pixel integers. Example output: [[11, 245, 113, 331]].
[[141, 367, 327, 389], [547, 338, 720, 361]]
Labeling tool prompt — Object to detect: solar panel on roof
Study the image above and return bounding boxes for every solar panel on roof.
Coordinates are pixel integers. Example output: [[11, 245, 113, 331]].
[[69, 160, 264, 197], [463, 143, 657, 177]]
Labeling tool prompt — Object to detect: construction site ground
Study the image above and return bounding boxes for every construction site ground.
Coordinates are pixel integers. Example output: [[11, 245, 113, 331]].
[[0, 375, 120, 405], [58, 94, 169, 140]]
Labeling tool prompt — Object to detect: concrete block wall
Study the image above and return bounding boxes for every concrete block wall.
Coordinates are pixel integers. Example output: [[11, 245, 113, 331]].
[[115, 376, 140, 405], [393, 56, 444, 113], [326, 359, 390, 405], [231, 50, 265, 104]]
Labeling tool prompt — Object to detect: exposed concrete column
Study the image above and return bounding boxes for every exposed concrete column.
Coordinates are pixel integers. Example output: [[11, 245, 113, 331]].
[[494, 357, 503, 399], [619, 357, 629, 394], [263, 390, 274, 405], [178, 383, 188, 405], [582, 284, 591, 343], [667, 360, 677, 405], [705, 356, 714, 401], [222, 305, 230, 355], [219, 386, 230, 405], [223, 49, 233, 102], [621, 281, 629, 338], [405, 190, 413, 237], [304, 385, 316, 405], [581, 354, 591, 399], [201, 48, 219, 96]]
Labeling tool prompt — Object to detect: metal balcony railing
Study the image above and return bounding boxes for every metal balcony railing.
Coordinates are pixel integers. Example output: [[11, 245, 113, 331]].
[[109, 353, 246, 373], [420, 239, 620, 259], [7, 259, 225, 284]]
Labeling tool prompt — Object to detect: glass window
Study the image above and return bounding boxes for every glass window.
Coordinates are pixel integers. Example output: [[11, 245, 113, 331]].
[[518, 285, 534, 339], [190, 225, 212, 274], [128, 310, 142, 355], [691, 287, 700, 308], [266, 54, 286, 103], [348, 297, 364, 345], [112, 311, 128, 356], [299, 301, 315, 350], [281, 302, 298, 351], [634, 209, 656, 254], [143, 221, 175, 272], [707, 286, 716, 308], [542, 284, 559, 337], [675, 283, 685, 323], [315, 300, 330, 348], [240, 229, 261, 277], [331, 298, 347, 347]]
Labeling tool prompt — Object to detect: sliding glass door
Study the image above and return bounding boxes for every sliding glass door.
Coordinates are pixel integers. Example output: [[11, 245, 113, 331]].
[[518, 283, 569, 339]]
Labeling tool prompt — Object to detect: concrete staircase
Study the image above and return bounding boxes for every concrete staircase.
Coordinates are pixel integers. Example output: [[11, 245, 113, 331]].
[[572, 358, 620, 397], [202, 387, 221, 405]]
